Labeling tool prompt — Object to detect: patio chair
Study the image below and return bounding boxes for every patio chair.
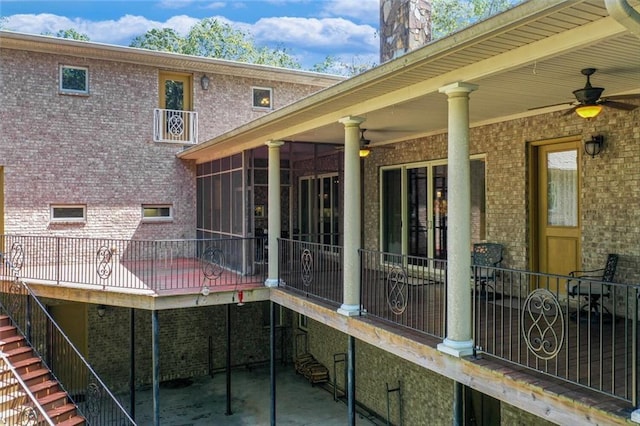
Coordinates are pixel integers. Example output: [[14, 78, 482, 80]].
[[472, 243, 503, 300], [568, 253, 618, 318]]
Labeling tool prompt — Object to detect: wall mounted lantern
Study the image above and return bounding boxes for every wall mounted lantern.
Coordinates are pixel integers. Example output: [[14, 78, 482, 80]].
[[201, 74, 210, 90], [97, 305, 106, 318], [584, 135, 604, 158]]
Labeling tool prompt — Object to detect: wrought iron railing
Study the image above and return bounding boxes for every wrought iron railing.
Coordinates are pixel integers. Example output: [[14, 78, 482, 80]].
[[0, 353, 54, 426], [153, 108, 198, 144], [278, 238, 343, 306], [0, 277, 136, 424], [473, 265, 640, 404], [360, 249, 447, 339], [0, 235, 266, 293]]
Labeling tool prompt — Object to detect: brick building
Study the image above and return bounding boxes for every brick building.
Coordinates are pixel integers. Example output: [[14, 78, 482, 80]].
[[1, 0, 640, 425]]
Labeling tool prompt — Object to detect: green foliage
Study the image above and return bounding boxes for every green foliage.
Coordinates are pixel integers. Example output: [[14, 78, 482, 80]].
[[130, 18, 302, 69], [43, 28, 90, 41], [432, 0, 518, 39], [130, 28, 184, 52]]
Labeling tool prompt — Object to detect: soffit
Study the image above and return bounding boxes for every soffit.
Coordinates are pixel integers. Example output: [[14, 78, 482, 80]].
[[180, 0, 640, 163]]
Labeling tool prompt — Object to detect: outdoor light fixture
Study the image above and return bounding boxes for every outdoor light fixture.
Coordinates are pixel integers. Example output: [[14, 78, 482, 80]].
[[584, 135, 604, 158], [359, 148, 371, 158], [97, 305, 106, 318], [575, 104, 603, 119], [201, 74, 210, 90], [359, 129, 371, 158]]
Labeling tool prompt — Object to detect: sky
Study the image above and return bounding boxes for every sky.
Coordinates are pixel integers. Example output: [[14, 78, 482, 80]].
[[0, 0, 381, 70]]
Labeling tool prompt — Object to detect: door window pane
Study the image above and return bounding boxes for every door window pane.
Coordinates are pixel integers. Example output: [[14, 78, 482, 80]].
[[433, 166, 448, 260], [547, 150, 578, 226], [408, 167, 428, 258], [382, 169, 402, 254]]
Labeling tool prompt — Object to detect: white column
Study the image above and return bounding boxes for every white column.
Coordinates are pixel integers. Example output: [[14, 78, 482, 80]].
[[338, 116, 365, 316], [437, 82, 478, 357], [265, 140, 284, 287]]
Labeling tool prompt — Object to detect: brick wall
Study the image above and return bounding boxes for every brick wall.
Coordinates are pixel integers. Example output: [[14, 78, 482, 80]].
[[87, 301, 284, 392], [0, 47, 331, 242]]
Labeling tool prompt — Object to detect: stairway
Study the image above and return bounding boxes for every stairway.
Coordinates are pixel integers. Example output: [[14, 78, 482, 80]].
[[0, 315, 86, 425]]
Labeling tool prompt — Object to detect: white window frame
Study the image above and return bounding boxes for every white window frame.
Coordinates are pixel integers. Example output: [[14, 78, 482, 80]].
[[252, 87, 272, 110], [142, 204, 173, 222], [50, 205, 86, 223], [59, 65, 89, 94]]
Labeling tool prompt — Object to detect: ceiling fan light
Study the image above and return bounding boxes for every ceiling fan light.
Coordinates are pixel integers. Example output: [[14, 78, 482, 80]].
[[576, 104, 602, 119], [359, 148, 371, 158]]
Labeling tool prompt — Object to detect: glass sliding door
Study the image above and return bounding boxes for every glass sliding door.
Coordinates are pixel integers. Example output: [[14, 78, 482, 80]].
[[299, 174, 340, 245], [381, 158, 485, 262]]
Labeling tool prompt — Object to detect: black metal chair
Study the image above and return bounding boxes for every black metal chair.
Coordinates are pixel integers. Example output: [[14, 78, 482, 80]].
[[472, 243, 503, 300], [567, 253, 618, 318]]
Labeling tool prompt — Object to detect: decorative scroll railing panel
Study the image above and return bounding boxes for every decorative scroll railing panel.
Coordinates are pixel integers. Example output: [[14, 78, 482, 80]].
[[153, 108, 198, 144], [360, 249, 447, 339], [278, 238, 343, 306]]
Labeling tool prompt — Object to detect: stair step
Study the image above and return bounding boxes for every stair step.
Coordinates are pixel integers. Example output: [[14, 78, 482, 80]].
[[47, 403, 78, 423], [0, 334, 27, 351], [38, 390, 68, 410], [5, 345, 33, 362], [29, 379, 60, 398], [57, 415, 86, 426], [21, 368, 51, 386], [0, 315, 11, 327], [12, 356, 42, 374], [0, 325, 17, 339]]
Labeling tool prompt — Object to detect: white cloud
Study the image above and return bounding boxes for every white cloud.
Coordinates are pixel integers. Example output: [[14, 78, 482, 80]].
[[320, 0, 379, 23], [253, 17, 377, 52]]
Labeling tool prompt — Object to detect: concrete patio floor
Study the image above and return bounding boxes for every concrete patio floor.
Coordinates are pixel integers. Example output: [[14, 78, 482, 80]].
[[132, 365, 382, 425]]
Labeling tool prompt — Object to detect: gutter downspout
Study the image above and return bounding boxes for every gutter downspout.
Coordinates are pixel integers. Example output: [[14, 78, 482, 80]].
[[605, 0, 640, 37]]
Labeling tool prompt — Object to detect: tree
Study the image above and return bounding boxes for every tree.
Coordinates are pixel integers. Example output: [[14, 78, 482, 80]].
[[42, 28, 90, 41], [131, 18, 301, 69], [431, 0, 519, 39], [130, 28, 183, 53]]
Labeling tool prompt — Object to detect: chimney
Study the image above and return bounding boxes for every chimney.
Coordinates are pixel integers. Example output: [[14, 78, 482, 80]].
[[380, 0, 432, 63]]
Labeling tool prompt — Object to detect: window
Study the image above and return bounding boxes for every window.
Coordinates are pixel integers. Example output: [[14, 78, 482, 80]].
[[142, 205, 173, 222], [50, 205, 86, 223], [60, 65, 88, 94], [252, 87, 272, 109]]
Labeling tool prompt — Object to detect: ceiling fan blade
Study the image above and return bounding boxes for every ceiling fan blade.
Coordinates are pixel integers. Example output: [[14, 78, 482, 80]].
[[562, 105, 579, 116], [601, 100, 638, 111], [602, 93, 640, 101], [528, 101, 574, 111]]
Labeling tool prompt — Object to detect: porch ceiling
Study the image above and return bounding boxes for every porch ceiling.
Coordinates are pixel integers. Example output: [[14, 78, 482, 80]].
[[180, 0, 640, 163]]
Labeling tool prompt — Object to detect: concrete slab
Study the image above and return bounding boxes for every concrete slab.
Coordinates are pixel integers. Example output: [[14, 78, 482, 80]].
[[133, 366, 378, 425]]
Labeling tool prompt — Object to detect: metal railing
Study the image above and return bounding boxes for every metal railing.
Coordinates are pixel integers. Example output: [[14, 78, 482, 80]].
[[0, 353, 54, 426], [0, 278, 136, 424], [0, 235, 266, 293], [360, 249, 447, 339], [278, 238, 343, 306], [473, 265, 640, 404], [153, 108, 198, 144]]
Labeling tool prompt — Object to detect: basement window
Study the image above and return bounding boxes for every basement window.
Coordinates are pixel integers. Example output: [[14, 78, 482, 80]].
[[60, 65, 89, 94], [142, 205, 173, 222], [50, 205, 86, 223], [252, 87, 272, 110]]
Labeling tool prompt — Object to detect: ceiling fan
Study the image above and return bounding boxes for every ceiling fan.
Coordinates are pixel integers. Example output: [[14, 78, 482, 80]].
[[532, 68, 639, 118]]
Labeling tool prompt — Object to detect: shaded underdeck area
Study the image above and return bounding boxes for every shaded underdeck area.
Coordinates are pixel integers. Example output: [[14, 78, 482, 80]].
[[133, 365, 378, 425]]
